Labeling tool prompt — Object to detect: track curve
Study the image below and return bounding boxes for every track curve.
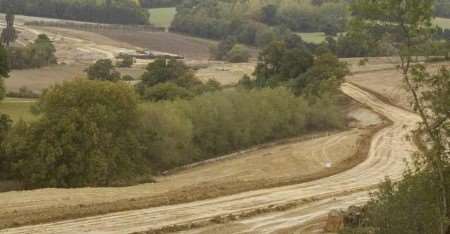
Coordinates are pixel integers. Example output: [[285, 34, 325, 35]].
[[0, 83, 420, 234]]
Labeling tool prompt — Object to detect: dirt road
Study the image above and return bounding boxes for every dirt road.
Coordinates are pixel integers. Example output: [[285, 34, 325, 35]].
[[0, 83, 420, 234]]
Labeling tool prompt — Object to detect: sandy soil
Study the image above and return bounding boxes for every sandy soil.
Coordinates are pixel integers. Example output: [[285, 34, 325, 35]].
[[0, 83, 418, 233], [347, 69, 411, 110], [5, 64, 145, 93], [195, 61, 256, 85], [0, 126, 369, 229], [96, 30, 216, 60]]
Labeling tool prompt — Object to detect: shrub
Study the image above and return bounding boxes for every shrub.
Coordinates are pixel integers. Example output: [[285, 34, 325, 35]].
[[121, 74, 135, 81], [226, 45, 250, 63], [85, 59, 121, 82], [143, 82, 194, 101], [341, 168, 447, 234]]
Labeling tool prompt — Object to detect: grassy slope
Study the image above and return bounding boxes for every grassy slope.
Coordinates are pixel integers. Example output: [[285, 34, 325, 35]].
[[435, 17, 450, 29], [297, 32, 327, 44], [0, 98, 37, 122], [148, 7, 177, 29]]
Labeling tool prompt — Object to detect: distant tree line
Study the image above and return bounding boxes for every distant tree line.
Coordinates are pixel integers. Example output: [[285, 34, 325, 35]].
[[139, 0, 181, 8], [0, 0, 149, 24], [171, 0, 349, 46], [434, 0, 450, 18]]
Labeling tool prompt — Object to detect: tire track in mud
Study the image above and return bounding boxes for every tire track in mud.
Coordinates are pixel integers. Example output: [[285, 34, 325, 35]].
[[0, 83, 420, 234]]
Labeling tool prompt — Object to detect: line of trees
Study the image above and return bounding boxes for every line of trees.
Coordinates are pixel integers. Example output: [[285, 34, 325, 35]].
[[0, 0, 149, 24], [171, 0, 348, 46], [0, 79, 345, 188], [139, 0, 181, 8]]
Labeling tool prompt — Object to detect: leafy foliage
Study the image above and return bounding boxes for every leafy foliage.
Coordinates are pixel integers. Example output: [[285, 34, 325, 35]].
[[85, 59, 121, 82], [7, 34, 57, 69], [291, 52, 349, 96], [210, 38, 251, 63], [341, 168, 448, 234], [1, 79, 147, 188], [344, 1, 450, 233], [171, 0, 349, 46], [0, 0, 149, 24], [253, 36, 314, 87], [140, 87, 345, 170], [137, 58, 221, 101]]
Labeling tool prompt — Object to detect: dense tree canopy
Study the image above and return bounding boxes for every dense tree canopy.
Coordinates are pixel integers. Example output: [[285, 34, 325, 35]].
[[139, 0, 181, 8], [138, 58, 221, 101], [253, 36, 314, 87], [85, 59, 121, 82], [171, 0, 349, 46], [0, 0, 149, 24], [1, 79, 147, 187], [140, 87, 345, 170]]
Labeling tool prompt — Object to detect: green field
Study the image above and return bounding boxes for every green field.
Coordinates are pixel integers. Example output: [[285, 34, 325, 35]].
[[0, 98, 37, 122], [148, 7, 177, 29], [435, 17, 450, 29], [297, 32, 327, 44]]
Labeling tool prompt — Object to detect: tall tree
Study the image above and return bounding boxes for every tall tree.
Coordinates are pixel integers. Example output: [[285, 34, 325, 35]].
[[0, 45, 9, 100], [0, 13, 17, 47], [350, 0, 448, 233]]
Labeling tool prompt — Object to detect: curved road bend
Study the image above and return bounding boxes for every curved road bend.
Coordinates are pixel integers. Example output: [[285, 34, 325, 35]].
[[1, 83, 420, 234]]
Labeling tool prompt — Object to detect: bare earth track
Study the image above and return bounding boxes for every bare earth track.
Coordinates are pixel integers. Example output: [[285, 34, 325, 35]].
[[0, 83, 420, 234]]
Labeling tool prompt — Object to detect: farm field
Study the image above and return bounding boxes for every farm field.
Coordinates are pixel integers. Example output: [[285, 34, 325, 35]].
[[97, 30, 217, 60], [298, 32, 327, 44], [148, 7, 176, 29], [5, 64, 145, 93], [0, 98, 37, 122], [435, 17, 450, 29]]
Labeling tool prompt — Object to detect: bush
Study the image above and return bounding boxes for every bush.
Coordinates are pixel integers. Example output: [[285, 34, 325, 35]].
[[121, 74, 135, 81], [143, 82, 194, 101], [226, 45, 250, 63], [85, 59, 121, 82], [1, 79, 148, 188], [341, 168, 447, 234]]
